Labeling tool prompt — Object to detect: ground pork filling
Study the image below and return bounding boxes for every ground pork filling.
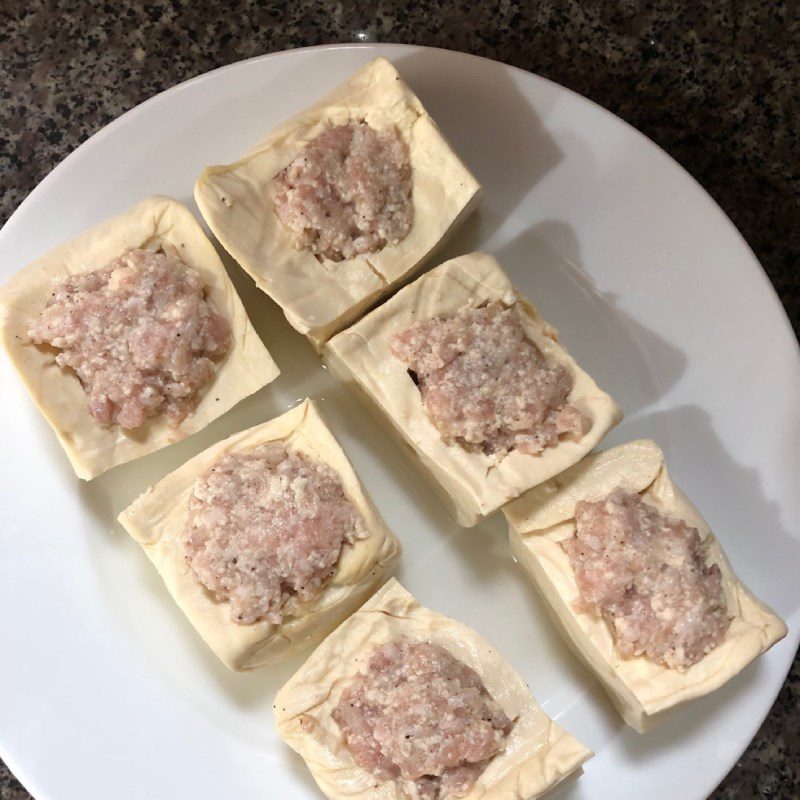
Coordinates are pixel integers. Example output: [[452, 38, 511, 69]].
[[561, 489, 731, 669], [181, 443, 367, 625], [333, 640, 513, 800], [273, 121, 413, 262], [390, 301, 591, 458], [27, 248, 231, 429]]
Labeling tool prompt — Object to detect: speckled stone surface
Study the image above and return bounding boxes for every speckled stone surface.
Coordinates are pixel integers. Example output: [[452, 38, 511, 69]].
[[0, 1, 797, 798]]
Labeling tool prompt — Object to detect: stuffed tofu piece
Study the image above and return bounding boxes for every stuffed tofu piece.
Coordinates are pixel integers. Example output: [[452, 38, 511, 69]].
[[0, 196, 279, 479], [118, 399, 401, 670], [504, 439, 787, 732], [323, 252, 621, 526], [195, 57, 482, 350], [274, 579, 591, 800]]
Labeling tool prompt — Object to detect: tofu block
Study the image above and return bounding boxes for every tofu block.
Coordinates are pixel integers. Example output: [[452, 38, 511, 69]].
[[195, 57, 482, 349], [274, 579, 591, 800], [504, 439, 787, 731], [0, 195, 279, 479], [324, 251, 621, 526], [119, 399, 401, 670]]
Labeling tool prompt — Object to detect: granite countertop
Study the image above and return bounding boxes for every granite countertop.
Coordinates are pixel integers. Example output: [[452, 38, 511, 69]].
[[1, 1, 797, 798]]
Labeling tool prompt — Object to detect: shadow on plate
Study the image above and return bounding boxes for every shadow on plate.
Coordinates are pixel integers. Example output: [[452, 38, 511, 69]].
[[618, 657, 766, 762], [495, 221, 687, 418], [620, 403, 800, 621], [279, 743, 324, 797], [484, 510, 625, 733], [313, 377, 464, 577], [392, 49, 564, 246]]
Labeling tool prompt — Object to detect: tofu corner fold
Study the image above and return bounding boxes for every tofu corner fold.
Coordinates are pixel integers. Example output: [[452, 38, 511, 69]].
[[194, 56, 483, 351], [503, 439, 788, 732], [0, 195, 279, 480], [323, 250, 622, 527]]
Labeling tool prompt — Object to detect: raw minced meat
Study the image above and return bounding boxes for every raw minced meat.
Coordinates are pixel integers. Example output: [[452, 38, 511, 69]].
[[562, 489, 731, 669], [333, 640, 513, 799], [273, 121, 413, 262], [182, 443, 367, 625], [28, 248, 231, 429], [390, 301, 591, 458]]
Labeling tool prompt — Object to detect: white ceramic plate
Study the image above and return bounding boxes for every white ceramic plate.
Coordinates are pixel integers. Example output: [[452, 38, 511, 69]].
[[1, 44, 797, 800]]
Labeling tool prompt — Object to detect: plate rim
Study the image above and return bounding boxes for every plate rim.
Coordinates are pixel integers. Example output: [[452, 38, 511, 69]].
[[0, 42, 797, 800], [3, 43, 796, 351]]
